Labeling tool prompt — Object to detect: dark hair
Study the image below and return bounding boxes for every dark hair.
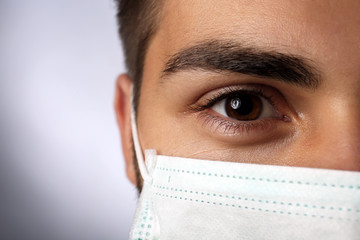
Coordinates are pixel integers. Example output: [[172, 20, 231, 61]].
[[115, 0, 161, 114], [115, 0, 162, 193]]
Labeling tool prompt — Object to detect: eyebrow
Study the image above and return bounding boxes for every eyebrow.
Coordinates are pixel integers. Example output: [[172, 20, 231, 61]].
[[161, 40, 321, 89]]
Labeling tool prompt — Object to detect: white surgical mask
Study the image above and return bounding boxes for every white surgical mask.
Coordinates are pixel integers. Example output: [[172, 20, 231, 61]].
[[129, 100, 360, 240]]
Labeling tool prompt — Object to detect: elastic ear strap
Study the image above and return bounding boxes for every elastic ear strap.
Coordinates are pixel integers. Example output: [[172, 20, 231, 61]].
[[130, 87, 151, 183]]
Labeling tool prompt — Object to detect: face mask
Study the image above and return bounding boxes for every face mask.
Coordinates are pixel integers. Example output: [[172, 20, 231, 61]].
[[128, 97, 360, 240]]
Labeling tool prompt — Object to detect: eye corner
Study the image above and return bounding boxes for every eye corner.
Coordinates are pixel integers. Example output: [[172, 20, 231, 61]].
[[281, 115, 292, 123]]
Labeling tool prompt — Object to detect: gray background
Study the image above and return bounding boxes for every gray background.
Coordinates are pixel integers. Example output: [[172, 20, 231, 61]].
[[0, 0, 137, 239]]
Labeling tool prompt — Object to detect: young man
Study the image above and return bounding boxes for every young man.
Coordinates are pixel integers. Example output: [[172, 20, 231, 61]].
[[114, 1, 360, 239]]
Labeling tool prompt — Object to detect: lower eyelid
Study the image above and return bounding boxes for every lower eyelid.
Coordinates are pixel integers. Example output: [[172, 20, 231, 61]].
[[198, 110, 279, 135]]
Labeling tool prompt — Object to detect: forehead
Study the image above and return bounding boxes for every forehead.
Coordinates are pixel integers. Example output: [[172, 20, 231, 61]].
[[159, 1, 360, 48], [146, 0, 360, 82]]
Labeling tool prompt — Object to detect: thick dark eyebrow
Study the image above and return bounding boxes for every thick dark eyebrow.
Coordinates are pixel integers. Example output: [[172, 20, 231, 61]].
[[161, 40, 321, 89]]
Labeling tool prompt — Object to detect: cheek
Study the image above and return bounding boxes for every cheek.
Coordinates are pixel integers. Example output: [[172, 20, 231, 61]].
[[137, 103, 198, 156]]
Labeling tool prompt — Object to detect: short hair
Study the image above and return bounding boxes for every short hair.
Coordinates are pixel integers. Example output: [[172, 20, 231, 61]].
[[115, 0, 162, 192], [115, 0, 162, 114]]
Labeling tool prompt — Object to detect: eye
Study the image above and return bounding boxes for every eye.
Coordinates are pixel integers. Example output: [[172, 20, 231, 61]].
[[188, 86, 291, 136], [211, 91, 278, 121]]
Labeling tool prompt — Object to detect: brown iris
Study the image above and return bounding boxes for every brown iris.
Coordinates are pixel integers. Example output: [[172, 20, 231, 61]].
[[225, 93, 262, 121]]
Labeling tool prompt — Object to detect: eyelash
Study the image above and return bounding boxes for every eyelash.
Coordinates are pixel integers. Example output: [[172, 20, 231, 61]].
[[191, 86, 276, 111], [188, 86, 281, 134]]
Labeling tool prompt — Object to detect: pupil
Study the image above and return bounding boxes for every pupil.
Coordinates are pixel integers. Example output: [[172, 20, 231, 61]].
[[230, 96, 253, 115], [225, 93, 262, 121]]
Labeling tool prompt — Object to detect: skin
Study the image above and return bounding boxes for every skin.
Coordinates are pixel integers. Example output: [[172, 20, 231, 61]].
[[115, 0, 360, 186]]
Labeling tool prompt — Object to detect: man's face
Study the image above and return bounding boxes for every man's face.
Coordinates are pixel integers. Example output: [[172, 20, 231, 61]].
[[118, 0, 360, 183]]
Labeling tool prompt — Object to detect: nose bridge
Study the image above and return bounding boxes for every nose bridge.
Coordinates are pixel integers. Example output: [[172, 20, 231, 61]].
[[315, 99, 360, 170]]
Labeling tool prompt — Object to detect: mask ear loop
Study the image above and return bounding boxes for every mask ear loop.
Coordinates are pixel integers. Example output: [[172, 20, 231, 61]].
[[130, 86, 152, 184]]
